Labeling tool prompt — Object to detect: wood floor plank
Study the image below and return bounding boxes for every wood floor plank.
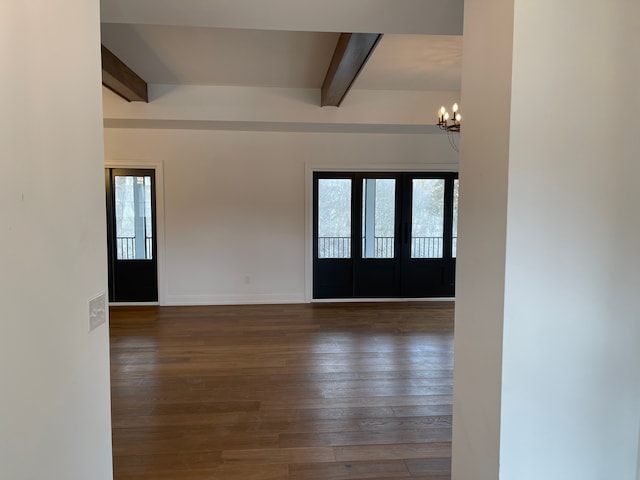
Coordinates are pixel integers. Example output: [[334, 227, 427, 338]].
[[405, 457, 452, 475], [116, 464, 289, 480], [110, 302, 454, 479], [334, 443, 451, 462], [111, 409, 300, 429], [112, 427, 279, 455], [221, 447, 336, 464], [113, 451, 222, 475], [278, 428, 452, 448], [260, 395, 453, 411], [289, 460, 410, 480]]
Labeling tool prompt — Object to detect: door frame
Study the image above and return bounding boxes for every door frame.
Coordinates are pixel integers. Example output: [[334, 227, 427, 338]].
[[105, 160, 166, 306], [305, 163, 459, 302]]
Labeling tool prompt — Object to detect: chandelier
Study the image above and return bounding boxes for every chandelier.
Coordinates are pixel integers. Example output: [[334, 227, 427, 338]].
[[437, 103, 461, 132], [437, 103, 461, 151]]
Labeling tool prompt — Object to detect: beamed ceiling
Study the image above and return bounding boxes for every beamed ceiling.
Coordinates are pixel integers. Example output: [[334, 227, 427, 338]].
[[100, 0, 463, 105]]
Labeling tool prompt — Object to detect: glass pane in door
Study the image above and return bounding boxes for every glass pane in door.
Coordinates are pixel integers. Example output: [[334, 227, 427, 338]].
[[114, 175, 153, 260], [362, 178, 396, 258], [318, 179, 352, 258], [411, 179, 445, 258]]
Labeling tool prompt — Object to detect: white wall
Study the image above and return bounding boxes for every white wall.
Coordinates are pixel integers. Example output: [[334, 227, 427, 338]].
[[0, 2, 112, 480], [104, 127, 457, 304], [501, 0, 640, 478], [451, 0, 514, 476], [103, 84, 461, 129], [454, 0, 640, 479]]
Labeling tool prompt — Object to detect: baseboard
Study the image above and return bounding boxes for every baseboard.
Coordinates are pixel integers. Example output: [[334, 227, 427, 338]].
[[163, 294, 454, 306], [164, 293, 306, 306], [311, 297, 456, 303], [109, 301, 160, 306]]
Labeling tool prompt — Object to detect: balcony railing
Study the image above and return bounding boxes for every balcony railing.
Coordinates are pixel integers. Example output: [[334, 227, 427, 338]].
[[318, 236, 351, 258], [364, 236, 394, 258], [411, 236, 443, 258], [318, 236, 457, 259], [116, 236, 153, 260]]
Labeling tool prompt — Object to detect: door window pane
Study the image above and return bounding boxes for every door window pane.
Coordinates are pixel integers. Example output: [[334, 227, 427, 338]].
[[114, 175, 153, 260], [362, 179, 396, 258], [318, 179, 351, 258], [453, 179, 459, 258], [411, 179, 445, 258]]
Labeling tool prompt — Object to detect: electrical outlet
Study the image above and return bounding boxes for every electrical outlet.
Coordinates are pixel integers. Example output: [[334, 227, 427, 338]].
[[89, 293, 107, 332]]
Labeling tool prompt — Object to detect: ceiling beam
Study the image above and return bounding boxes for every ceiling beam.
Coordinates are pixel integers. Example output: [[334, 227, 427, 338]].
[[101, 45, 148, 102], [321, 33, 382, 107]]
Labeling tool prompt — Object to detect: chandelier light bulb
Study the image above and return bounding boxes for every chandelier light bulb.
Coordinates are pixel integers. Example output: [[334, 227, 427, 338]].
[[452, 103, 459, 113], [455, 113, 461, 122], [444, 112, 450, 121], [439, 106, 446, 116]]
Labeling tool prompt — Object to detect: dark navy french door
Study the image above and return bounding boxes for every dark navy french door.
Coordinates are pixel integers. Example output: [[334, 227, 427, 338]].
[[105, 168, 158, 302], [313, 171, 458, 299]]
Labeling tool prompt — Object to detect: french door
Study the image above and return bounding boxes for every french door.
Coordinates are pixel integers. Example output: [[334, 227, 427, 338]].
[[313, 172, 458, 299], [105, 168, 158, 302]]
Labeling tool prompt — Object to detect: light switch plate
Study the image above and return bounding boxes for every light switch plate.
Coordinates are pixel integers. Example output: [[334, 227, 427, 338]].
[[89, 293, 107, 332]]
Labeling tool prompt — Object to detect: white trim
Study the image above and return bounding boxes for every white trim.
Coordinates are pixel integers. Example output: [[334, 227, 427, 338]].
[[309, 163, 458, 173], [104, 119, 448, 135], [165, 294, 305, 306], [311, 297, 455, 303], [109, 298, 452, 307], [305, 163, 459, 302], [105, 159, 167, 306], [304, 165, 314, 302], [109, 302, 160, 307]]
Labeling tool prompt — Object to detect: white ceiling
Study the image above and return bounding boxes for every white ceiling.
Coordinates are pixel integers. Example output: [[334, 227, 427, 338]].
[[100, 0, 464, 35], [100, 25, 340, 88], [355, 35, 462, 91], [100, 0, 463, 95]]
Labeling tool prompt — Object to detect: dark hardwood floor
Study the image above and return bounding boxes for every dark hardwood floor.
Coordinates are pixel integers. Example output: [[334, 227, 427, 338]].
[[109, 302, 454, 479]]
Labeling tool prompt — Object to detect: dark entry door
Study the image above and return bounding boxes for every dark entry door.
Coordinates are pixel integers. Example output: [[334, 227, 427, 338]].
[[105, 168, 158, 302], [354, 174, 402, 297], [400, 174, 457, 297], [313, 172, 457, 299]]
